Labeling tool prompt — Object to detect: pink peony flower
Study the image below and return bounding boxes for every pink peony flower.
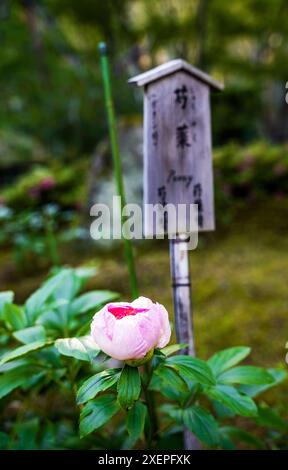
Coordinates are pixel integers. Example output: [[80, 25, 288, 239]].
[[91, 296, 171, 361]]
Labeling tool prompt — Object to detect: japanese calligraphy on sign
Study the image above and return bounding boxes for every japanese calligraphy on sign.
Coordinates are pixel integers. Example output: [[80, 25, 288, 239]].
[[151, 94, 158, 147], [129, 59, 223, 236]]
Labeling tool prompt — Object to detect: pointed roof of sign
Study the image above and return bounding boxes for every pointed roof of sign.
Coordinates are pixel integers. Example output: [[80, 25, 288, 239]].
[[128, 59, 224, 91]]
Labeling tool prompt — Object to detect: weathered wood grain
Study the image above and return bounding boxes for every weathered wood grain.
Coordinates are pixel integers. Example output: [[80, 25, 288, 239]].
[[143, 70, 215, 236], [128, 58, 223, 91]]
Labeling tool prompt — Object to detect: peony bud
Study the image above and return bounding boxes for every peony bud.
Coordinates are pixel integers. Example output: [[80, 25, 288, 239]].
[[91, 296, 171, 361]]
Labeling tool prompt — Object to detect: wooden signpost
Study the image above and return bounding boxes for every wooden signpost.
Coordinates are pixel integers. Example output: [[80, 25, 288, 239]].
[[129, 59, 223, 449]]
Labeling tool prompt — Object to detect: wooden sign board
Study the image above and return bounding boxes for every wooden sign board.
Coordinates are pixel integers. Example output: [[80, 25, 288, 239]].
[[129, 59, 223, 237]]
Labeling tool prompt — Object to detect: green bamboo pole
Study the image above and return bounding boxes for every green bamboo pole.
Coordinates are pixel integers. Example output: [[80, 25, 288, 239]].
[[98, 42, 139, 299]]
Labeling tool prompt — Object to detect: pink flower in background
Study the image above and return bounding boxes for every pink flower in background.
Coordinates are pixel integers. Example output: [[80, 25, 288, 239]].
[[91, 296, 171, 361], [238, 154, 255, 172], [28, 176, 55, 199], [39, 176, 56, 191], [273, 163, 286, 176]]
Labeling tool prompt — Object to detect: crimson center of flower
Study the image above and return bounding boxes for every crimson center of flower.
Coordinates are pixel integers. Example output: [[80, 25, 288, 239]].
[[108, 305, 149, 319]]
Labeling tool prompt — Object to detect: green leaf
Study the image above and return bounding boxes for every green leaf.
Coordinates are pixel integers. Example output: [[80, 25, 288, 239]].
[[44, 298, 69, 311], [117, 365, 141, 410], [0, 365, 40, 399], [150, 349, 166, 369], [155, 365, 188, 393], [13, 325, 46, 344], [208, 347, 251, 376], [49, 270, 80, 302], [24, 269, 72, 322], [73, 267, 97, 287], [14, 418, 40, 450], [0, 291, 14, 318], [255, 405, 288, 430], [239, 368, 287, 397], [0, 359, 30, 373], [218, 366, 275, 385], [0, 431, 9, 448], [77, 369, 121, 404], [49, 267, 96, 304], [220, 426, 264, 450], [159, 344, 188, 357], [183, 405, 220, 447], [55, 336, 100, 362], [38, 309, 66, 332], [0, 340, 47, 366], [166, 355, 215, 386], [212, 400, 236, 419], [218, 430, 236, 450], [71, 291, 119, 316], [205, 384, 257, 417], [126, 402, 147, 442], [160, 403, 183, 422], [80, 394, 120, 438], [3, 303, 27, 330], [149, 373, 188, 402]]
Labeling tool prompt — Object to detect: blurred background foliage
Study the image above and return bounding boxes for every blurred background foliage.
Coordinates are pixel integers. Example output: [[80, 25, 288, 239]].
[[1, 0, 288, 155], [0, 0, 288, 449], [0, 0, 288, 235]]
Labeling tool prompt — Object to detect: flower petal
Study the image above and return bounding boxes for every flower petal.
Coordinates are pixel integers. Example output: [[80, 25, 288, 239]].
[[156, 303, 171, 348]]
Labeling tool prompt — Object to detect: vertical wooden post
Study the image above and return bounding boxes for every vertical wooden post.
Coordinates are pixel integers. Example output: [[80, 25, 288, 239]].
[[170, 234, 200, 450], [170, 235, 195, 356]]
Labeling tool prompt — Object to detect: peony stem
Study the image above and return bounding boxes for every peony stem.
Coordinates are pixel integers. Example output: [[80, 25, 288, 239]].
[[143, 363, 158, 448]]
